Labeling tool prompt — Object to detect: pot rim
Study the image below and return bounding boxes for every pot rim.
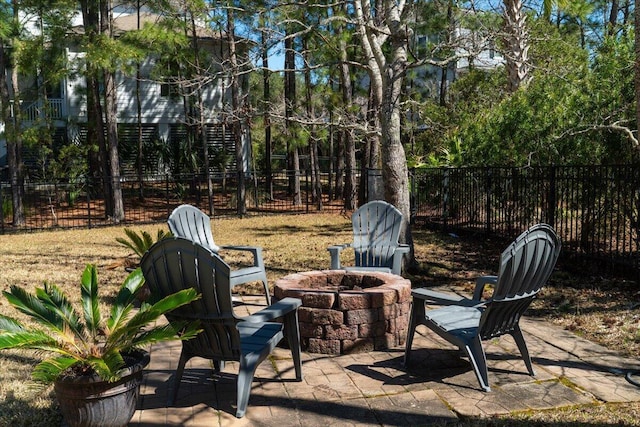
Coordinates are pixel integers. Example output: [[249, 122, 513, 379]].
[[55, 349, 150, 385]]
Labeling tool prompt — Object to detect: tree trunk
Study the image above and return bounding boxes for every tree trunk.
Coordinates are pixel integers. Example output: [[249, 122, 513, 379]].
[[503, 0, 531, 92], [635, 0, 640, 153], [0, 39, 25, 226], [81, 0, 111, 216], [284, 31, 301, 205], [101, 0, 124, 222], [227, 8, 246, 216], [338, 15, 356, 210], [303, 38, 322, 210], [136, 3, 143, 200], [261, 28, 273, 200], [353, 0, 412, 258]]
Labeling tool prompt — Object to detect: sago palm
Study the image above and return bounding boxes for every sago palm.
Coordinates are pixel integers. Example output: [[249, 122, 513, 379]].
[[0, 264, 200, 383]]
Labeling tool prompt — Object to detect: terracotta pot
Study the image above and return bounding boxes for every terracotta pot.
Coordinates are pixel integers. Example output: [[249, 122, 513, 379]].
[[54, 350, 150, 427]]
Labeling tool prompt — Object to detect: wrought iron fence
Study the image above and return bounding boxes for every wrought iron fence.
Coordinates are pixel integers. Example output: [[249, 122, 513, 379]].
[[0, 170, 345, 233], [411, 165, 640, 277], [2, 165, 639, 278]]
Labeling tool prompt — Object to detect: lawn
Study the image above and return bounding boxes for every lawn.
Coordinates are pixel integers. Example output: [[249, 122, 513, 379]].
[[1, 212, 639, 426]]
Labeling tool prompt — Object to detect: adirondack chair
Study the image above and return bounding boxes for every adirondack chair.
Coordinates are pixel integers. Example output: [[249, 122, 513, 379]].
[[328, 200, 410, 275], [140, 237, 303, 418], [168, 204, 271, 305], [404, 224, 561, 392]]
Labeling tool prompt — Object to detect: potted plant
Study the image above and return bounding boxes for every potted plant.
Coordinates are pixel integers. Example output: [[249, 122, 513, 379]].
[[116, 228, 172, 271], [117, 228, 172, 301], [0, 264, 200, 427]]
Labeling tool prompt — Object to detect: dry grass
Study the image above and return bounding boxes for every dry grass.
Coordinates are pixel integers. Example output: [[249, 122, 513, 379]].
[[1, 213, 639, 426]]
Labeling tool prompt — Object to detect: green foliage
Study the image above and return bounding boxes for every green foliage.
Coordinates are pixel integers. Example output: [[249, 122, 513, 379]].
[[423, 18, 638, 167], [2, 196, 12, 219], [0, 265, 200, 383], [116, 228, 172, 260]]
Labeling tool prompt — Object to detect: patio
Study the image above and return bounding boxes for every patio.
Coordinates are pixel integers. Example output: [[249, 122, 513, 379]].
[[131, 294, 640, 427]]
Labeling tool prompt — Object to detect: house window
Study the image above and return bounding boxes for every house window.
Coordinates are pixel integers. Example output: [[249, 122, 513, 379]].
[[160, 82, 180, 99]]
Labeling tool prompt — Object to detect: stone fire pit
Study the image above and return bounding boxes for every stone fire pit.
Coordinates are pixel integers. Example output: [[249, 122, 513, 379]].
[[273, 270, 411, 355]]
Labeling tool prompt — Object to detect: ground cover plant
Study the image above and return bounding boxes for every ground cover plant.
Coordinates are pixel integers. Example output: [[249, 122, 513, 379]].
[[1, 213, 639, 426]]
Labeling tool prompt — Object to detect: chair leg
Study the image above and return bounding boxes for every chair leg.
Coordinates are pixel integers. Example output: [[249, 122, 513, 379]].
[[261, 276, 271, 306], [236, 354, 261, 418], [213, 360, 225, 373], [403, 300, 423, 366], [464, 336, 491, 392], [169, 349, 189, 405], [284, 312, 303, 380], [511, 326, 535, 376]]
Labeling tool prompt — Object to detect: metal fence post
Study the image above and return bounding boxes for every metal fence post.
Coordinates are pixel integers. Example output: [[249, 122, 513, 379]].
[[0, 181, 4, 234], [548, 165, 557, 228], [86, 178, 92, 229]]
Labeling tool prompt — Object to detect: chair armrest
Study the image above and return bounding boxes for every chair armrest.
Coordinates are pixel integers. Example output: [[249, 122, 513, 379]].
[[391, 244, 411, 275], [241, 297, 302, 323], [411, 288, 473, 306], [473, 275, 497, 301], [328, 244, 351, 270], [220, 245, 264, 268]]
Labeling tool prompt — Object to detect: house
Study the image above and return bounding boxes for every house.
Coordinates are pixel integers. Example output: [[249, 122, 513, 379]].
[[0, 8, 252, 179], [408, 14, 505, 105]]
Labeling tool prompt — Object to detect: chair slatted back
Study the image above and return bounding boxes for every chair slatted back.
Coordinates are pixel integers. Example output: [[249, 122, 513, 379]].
[[168, 205, 220, 252], [141, 237, 241, 361], [352, 201, 404, 269], [479, 224, 560, 340]]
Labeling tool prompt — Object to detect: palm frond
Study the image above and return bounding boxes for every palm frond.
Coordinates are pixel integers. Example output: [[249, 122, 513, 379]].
[[114, 268, 144, 307], [116, 228, 172, 259], [107, 289, 198, 346], [128, 321, 201, 349], [37, 283, 85, 338], [3, 286, 66, 333], [116, 228, 147, 258], [87, 350, 125, 382], [81, 265, 101, 335], [32, 356, 78, 383], [0, 314, 26, 332], [0, 329, 59, 350]]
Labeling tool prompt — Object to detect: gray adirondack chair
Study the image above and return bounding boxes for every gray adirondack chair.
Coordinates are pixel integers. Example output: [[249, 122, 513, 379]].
[[168, 204, 271, 305], [404, 224, 561, 392], [140, 237, 303, 418], [328, 200, 410, 275]]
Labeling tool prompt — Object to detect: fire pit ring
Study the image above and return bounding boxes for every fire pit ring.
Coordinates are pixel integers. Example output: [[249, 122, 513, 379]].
[[274, 270, 411, 355]]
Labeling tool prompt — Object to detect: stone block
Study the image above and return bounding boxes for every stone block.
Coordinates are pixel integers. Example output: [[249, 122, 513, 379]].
[[302, 291, 336, 309], [358, 321, 386, 338], [297, 307, 314, 323], [385, 281, 412, 302], [345, 308, 378, 325], [366, 288, 397, 308], [310, 308, 343, 325], [299, 322, 324, 338], [325, 324, 358, 340], [374, 333, 398, 350], [380, 303, 399, 318], [338, 292, 371, 310]]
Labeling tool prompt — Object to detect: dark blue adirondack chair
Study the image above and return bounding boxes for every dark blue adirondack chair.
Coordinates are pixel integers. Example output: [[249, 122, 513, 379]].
[[328, 200, 410, 275], [168, 204, 271, 305], [140, 237, 303, 418], [404, 224, 561, 391]]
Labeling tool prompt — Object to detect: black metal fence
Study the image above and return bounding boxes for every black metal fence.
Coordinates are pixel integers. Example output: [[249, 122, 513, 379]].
[[2, 165, 639, 278], [0, 170, 345, 233], [411, 165, 640, 277]]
